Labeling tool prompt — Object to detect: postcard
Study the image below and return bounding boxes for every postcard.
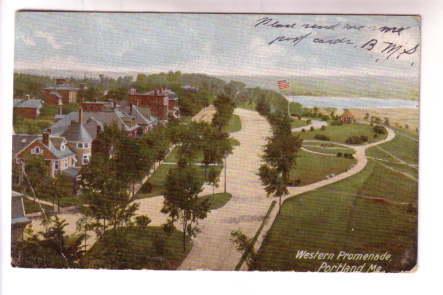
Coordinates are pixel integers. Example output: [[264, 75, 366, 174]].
[[11, 12, 419, 272]]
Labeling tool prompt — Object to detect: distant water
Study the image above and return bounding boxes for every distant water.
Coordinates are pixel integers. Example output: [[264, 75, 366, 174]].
[[287, 96, 418, 109]]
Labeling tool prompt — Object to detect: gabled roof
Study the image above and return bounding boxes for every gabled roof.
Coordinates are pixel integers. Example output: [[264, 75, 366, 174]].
[[50, 105, 158, 138], [61, 121, 93, 142], [13, 99, 43, 109], [12, 134, 40, 155], [12, 191, 31, 224], [13, 134, 75, 159]]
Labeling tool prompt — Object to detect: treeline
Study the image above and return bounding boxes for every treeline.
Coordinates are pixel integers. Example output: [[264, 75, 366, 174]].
[[14, 71, 302, 117]]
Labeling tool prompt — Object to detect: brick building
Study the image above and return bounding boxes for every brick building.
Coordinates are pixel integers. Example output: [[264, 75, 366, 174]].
[[128, 88, 179, 121], [13, 97, 43, 119], [42, 78, 79, 105]]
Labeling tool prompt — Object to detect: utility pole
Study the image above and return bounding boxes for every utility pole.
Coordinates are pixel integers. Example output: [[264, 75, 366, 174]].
[[224, 154, 227, 193]]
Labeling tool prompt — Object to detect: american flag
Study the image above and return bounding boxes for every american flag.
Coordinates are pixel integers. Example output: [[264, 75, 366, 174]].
[[277, 80, 290, 90]]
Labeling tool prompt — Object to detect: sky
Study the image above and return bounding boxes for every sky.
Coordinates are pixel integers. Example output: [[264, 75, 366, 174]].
[[15, 13, 421, 78]]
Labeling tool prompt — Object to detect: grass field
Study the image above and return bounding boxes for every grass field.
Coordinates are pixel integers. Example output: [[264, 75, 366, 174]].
[[84, 226, 190, 270], [199, 192, 232, 210], [253, 160, 417, 272], [224, 114, 242, 133], [291, 119, 307, 128], [23, 198, 54, 214], [367, 132, 418, 164], [135, 163, 223, 199], [290, 150, 356, 185], [296, 123, 386, 144]]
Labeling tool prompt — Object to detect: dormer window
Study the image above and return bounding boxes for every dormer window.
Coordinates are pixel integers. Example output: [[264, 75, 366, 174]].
[[61, 143, 65, 150], [31, 146, 42, 155]]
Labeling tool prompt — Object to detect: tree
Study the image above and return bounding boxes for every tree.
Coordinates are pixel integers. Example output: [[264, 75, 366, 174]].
[[256, 96, 271, 116], [259, 114, 302, 212], [230, 229, 256, 269], [14, 216, 85, 268], [207, 167, 220, 197], [80, 153, 139, 236], [161, 165, 210, 252], [212, 94, 235, 131]]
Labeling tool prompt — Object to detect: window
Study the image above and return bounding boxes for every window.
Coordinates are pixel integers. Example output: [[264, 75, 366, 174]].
[[82, 155, 89, 164], [31, 146, 41, 155], [61, 143, 65, 150], [64, 161, 68, 168], [77, 143, 83, 148], [84, 143, 89, 148], [54, 160, 59, 170]]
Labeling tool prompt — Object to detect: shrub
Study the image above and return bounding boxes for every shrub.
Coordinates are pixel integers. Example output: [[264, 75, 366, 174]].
[[373, 125, 387, 135], [337, 152, 343, 157], [330, 120, 343, 126], [310, 126, 315, 131], [301, 128, 306, 132], [346, 135, 369, 144], [320, 125, 326, 131], [288, 178, 301, 186], [314, 134, 330, 141], [344, 153, 354, 159], [140, 181, 153, 193], [306, 119, 312, 124]]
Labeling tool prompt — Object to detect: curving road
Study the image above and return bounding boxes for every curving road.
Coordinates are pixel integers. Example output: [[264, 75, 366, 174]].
[[27, 108, 396, 270]]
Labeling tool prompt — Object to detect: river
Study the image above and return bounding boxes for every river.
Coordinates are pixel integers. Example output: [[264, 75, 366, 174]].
[[287, 96, 418, 109]]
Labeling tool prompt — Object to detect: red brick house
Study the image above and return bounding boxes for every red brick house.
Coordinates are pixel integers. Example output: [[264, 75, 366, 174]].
[[128, 88, 179, 121], [42, 79, 79, 105], [13, 98, 43, 119]]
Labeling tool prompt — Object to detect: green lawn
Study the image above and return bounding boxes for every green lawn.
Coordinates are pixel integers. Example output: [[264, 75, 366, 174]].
[[224, 114, 242, 133], [367, 132, 418, 164], [164, 147, 204, 163], [199, 192, 232, 210], [253, 160, 417, 272], [290, 150, 356, 185], [291, 119, 307, 128], [135, 163, 223, 199], [84, 226, 190, 270], [23, 198, 54, 214], [296, 123, 386, 144]]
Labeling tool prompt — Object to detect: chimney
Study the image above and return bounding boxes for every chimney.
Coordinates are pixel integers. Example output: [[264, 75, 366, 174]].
[[96, 125, 102, 135], [42, 130, 50, 146], [78, 108, 83, 124], [129, 103, 133, 114], [58, 101, 63, 115]]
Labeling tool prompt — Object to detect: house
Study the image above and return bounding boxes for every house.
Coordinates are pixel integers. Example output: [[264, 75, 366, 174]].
[[42, 78, 80, 105], [49, 102, 158, 141], [11, 191, 31, 245], [128, 87, 180, 121], [13, 132, 77, 178], [13, 97, 43, 119], [59, 109, 93, 166], [339, 109, 355, 124]]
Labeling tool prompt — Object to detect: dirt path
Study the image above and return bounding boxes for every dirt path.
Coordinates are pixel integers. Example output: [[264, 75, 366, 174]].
[[246, 126, 396, 269]]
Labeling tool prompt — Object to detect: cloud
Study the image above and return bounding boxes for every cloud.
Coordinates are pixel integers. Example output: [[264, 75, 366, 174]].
[[35, 31, 62, 49]]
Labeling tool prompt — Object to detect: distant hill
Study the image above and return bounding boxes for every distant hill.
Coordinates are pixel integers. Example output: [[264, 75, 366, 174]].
[[218, 75, 419, 100], [15, 69, 419, 100]]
